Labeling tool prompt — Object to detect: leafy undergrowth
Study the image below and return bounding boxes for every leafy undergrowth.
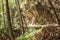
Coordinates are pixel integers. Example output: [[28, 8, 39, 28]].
[[1, 25, 60, 40], [34, 26, 60, 40], [16, 28, 42, 40], [0, 26, 21, 40], [16, 26, 60, 40]]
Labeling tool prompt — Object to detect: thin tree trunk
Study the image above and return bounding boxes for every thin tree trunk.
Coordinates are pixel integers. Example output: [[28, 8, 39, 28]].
[[5, 0, 15, 40], [48, 0, 60, 25], [2, 0, 6, 28], [2, 0, 6, 40], [16, 0, 24, 35]]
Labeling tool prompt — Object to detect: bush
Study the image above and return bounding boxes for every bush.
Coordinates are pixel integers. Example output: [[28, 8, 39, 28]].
[[16, 28, 42, 40]]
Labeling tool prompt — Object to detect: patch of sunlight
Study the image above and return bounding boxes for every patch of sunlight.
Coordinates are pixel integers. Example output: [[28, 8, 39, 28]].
[[20, 0, 27, 8]]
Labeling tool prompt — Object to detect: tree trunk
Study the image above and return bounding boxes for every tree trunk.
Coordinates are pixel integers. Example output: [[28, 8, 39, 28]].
[[16, 0, 24, 35], [2, 0, 6, 29], [5, 0, 15, 40]]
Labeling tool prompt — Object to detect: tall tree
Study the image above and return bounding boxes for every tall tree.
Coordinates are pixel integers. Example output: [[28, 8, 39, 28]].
[[16, 0, 24, 35], [5, 0, 15, 40]]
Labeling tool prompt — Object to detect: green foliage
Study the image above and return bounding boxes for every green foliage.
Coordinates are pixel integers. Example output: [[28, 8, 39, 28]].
[[16, 36, 28, 40], [16, 28, 42, 40]]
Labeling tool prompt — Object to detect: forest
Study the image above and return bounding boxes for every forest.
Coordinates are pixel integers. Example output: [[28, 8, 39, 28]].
[[0, 0, 60, 40]]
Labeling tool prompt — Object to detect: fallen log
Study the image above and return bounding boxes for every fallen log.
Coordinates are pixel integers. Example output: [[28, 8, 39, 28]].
[[27, 23, 59, 28]]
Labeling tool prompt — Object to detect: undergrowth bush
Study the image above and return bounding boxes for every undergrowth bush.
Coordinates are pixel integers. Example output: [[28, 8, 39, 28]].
[[16, 28, 42, 40]]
